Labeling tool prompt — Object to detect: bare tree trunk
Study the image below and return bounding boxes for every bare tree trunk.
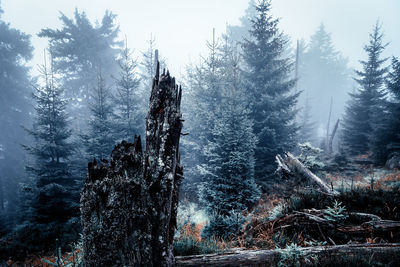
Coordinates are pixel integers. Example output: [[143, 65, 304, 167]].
[[80, 62, 183, 267], [325, 96, 333, 151], [328, 119, 340, 155]]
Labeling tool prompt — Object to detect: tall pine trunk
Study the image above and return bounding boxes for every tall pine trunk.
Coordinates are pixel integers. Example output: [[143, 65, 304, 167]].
[[80, 62, 183, 266]]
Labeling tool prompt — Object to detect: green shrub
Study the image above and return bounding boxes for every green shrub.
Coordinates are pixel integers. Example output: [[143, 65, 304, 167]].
[[324, 200, 348, 222], [173, 235, 220, 256], [202, 212, 246, 240]]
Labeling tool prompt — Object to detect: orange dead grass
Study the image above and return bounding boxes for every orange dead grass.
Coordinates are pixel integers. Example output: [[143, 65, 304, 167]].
[[375, 171, 400, 190], [180, 222, 204, 242]]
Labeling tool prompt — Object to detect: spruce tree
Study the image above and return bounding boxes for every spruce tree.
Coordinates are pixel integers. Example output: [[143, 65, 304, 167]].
[[39, 9, 122, 132], [242, 0, 298, 189], [299, 24, 351, 127], [0, 5, 33, 226], [82, 71, 116, 160], [22, 57, 78, 248], [139, 36, 167, 107], [181, 30, 224, 200], [371, 57, 400, 163], [200, 43, 260, 240], [386, 57, 400, 155], [114, 43, 142, 141], [343, 22, 388, 156]]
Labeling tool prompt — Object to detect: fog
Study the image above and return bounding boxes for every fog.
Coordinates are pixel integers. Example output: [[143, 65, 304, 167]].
[[1, 0, 400, 262], [3, 0, 399, 76]]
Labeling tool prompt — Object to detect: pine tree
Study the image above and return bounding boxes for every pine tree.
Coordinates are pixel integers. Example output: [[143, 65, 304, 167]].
[[371, 57, 400, 163], [82, 70, 116, 160], [343, 22, 388, 156], [0, 5, 33, 226], [181, 30, 224, 201], [114, 43, 142, 141], [38, 9, 122, 132], [200, 42, 260, 240], [298, 24, 351, 133], [140, 36, 157, 95], [139, 36, 167, 106], [226, 0, 257, 43], [22, 56, 78, 249], [386, 57, 400, 154], [242, 0, 298, 190]]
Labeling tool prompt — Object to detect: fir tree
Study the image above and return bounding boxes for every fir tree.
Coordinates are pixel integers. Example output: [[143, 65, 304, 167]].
[[200, 43, 260, 240], [181, 30, 224, 201], [0, 5, 33, 226], [242, 0, 298, 189], [343, 22, 388, 156], [299, 24, 351, 128], [139, 36, 167, 106], [114, 43, 142, 141], [82, 70, 116, 160], [22, 56, 78, 248], [372, 57, 400, 163], [386, 57, 400, 155], [38, 9, 122, 132]]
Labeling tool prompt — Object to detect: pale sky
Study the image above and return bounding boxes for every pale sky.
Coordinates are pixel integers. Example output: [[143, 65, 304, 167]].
[[2, 0, 400, 80]]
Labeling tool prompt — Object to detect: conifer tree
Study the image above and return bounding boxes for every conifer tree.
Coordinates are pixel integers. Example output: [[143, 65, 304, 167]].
[[242, 0, 298, 189], [139, 36, 167, 105], [114, 43, 142, 141], [0, 5, 33, 225], [371, 57, 400, 163], [39, 9, 122, 132], [343, 22, 388, 156], [140, 36, 158, 95], [299, 24, 351, 127], [22, 56, 78, 248], [386, 57, 400, 154], [81, 71, 116, 160], [181, 30, 224, 200], [200, 42, 260, 240]]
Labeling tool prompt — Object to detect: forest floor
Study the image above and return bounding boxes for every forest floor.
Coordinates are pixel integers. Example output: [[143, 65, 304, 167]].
[[4, 164, 400, 266], [174, 162, 400, 266]]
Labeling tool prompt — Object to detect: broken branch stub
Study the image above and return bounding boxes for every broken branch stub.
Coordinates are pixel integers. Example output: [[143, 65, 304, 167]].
[[81, 62, 183, 267]]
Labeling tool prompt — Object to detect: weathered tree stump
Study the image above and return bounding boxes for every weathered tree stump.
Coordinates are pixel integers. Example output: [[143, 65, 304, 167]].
[[80, 63, 183, 266]]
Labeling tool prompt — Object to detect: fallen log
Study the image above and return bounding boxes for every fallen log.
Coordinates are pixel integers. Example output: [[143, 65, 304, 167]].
[[274, 210, 400, 236], [276, 152, 339, 195], [175, 243, 400, 266], [242, 207, 400, 249], [338, 220, 400, 235]]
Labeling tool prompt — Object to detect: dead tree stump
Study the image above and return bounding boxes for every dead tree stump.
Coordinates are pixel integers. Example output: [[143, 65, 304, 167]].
[[80, 63, 183, 267]]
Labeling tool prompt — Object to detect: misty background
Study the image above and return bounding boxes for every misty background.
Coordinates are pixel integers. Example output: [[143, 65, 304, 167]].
[[1, 0, 400, 262], [3, 0, 400, 75]]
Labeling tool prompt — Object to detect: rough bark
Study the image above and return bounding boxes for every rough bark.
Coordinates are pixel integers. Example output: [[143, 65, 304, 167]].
[[276, 152, 339, 195], [80, 62, 183, 267], [175, 243, 400, 266]]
